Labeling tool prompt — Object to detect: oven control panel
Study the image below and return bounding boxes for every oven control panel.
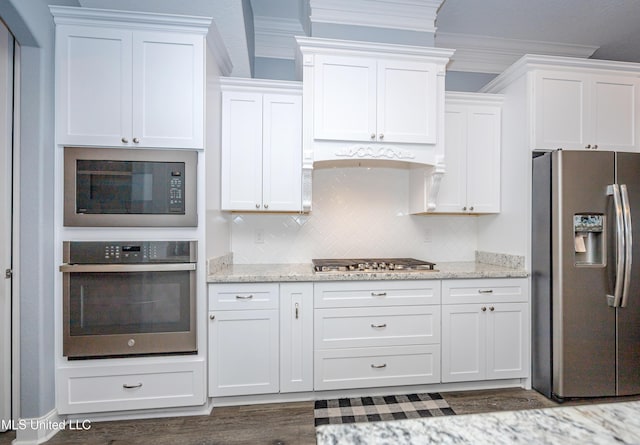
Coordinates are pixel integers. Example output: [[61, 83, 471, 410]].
[[63, 241, 197, 264]]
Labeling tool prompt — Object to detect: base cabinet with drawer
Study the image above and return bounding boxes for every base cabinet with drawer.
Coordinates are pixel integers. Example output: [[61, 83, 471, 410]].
[[441, 278, 530, 383], [208, 282, 314, 397], [208, 283, 280, 397], [313, 281, 441, 390], [56, 359, 206, 414]]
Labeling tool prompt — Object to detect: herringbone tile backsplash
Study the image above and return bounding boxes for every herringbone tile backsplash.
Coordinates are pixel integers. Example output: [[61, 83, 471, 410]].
[[231, 167, 477, 264]]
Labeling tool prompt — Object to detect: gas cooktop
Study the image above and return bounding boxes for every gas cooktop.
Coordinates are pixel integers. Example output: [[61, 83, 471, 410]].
[[312, 258, 437, 273]]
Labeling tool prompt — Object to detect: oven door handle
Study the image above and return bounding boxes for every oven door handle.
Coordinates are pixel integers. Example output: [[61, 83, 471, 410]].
[[59, 264, 196, 273]]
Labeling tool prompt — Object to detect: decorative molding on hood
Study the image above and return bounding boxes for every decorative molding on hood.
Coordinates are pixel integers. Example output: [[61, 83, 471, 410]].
[[334, 145, 416, 161]]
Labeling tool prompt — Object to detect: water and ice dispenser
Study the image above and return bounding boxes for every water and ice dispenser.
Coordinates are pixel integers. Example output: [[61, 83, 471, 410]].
[[574, 214, 604, 265]]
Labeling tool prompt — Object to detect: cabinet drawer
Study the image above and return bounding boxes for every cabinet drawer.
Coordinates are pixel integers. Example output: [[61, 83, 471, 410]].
[[314, 345, 440, 390], [315, 306, 440, 349], [209, 283, 279, 310], [57, 359, 205, 414], [442, 278, 528, 304], [314, 281, 440, 308]]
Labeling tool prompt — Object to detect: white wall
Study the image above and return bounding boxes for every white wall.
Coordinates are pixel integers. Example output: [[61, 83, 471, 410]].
[[230, 167, 478, 264], [477, 73, 531, 265], [205, 44, 231, 258], [0, 0, 62, 420]]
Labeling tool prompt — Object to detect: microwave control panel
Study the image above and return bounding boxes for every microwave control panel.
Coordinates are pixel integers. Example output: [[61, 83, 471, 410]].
[[168, 169, 184, 213]]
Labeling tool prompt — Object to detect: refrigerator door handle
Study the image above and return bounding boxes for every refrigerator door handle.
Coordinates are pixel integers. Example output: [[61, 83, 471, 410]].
[[621, 184, 633, 307], [606, 184, 625, 307]]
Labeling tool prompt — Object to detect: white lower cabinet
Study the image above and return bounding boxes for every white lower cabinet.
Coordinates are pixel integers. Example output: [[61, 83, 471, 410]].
[[441, 278, 530, 383], [208, 282, 314, 397], [208, 283, 280, 397], [280, 283, 314, 393], [313, 281, 441, 391], [57, 359, 205, 414]]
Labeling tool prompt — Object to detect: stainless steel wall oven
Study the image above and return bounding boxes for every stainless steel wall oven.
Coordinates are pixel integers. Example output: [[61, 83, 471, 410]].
[[60, 241, 197, 359], [64, 147, 197, 227]]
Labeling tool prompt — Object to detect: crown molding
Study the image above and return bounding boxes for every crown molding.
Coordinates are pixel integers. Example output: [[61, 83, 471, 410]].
[[49, 5, 211, 33], [207, 20, 233, 76], [309, 0, 442, 33], [436, 32, 599, 74], [254, 16, 305, 60], [481, 54, 640, 93]]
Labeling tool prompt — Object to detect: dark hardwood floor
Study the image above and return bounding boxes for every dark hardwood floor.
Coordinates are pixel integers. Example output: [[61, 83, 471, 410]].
[[1, 388, 639, 445]]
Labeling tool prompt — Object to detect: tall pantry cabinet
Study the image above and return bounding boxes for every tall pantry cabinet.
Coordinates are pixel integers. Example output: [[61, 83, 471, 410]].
[[51, 6, 211, 416]]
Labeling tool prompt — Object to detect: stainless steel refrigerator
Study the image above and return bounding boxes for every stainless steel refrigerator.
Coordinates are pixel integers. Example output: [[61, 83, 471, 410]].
[[532, 149, 640, 400]]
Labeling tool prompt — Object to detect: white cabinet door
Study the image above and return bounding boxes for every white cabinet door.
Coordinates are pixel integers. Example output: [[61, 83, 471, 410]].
[[436, 104, 467, 212], [279, 283, 313, 393], [132, 31, 204, 149], [591, 75, 640, 151], [441, 304, 485, 383], [486, 302, 529, 380], [377, 60, 437, 144], [313, 55, 377, 142], [209, 309, 279, 397], [533, 70, 589, 150], [533, 71, 640, 152], [262, 94, 302, 211], [434, 97, 501, 214], [55, 25, 132, 146], [466, 105, 501, 213], [221, 92, 263, 211], [55, 26, 204, 149]]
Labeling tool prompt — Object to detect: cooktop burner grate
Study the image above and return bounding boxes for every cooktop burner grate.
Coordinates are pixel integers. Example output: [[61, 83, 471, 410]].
[[312, 258, 436, 273]]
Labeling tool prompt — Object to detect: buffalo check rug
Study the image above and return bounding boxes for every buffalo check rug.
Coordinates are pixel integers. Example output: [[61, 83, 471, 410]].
[[314, 392, 456, 426]]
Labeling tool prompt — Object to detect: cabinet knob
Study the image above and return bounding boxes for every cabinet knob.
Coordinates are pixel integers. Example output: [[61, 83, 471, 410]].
[[469, 206, 474, 211], [490, 306, 495, 311], [481, 306, 487, 312], [121, 137, 128, 144], [256, 204, 260, 209], [585, 144, 591, 149], [462, 206, 467, 211], [379, 133, 384, 140], [593, 144, 598, 149], [264, 204, 269, 209], [209, 314, 215, 320], [133, 137, 140, 144], [370, 133, 376, 140]]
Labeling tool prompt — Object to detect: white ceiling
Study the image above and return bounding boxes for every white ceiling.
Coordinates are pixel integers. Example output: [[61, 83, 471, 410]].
[[47, 0, 640, 77]]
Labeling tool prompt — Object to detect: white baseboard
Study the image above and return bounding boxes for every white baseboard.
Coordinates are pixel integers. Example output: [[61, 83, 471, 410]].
[[11, 409, 64, 445]]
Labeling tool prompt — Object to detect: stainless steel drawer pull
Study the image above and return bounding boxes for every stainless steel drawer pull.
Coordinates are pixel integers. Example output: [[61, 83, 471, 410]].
[[371, 323, 387, 328], [371, 292, 387, 297], [295, 303, 299, 319], [235, 295, 254, 300], [123, 383, 142, 389], [478, 289, 494, 294], [371, 363, 387, 369]]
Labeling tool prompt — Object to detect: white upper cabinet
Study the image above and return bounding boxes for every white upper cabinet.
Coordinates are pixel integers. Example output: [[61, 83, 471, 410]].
[[313, 55, 438, 144], [416, 93, 502, 214], [221, 79, 303, 212], [52, 7, 207, 149], [533, 70, 640, 151], [297, 37, 453, 166]]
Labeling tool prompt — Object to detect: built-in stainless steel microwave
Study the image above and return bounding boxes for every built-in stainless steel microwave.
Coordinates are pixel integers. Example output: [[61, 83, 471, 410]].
[[64, 147, 197, 227]]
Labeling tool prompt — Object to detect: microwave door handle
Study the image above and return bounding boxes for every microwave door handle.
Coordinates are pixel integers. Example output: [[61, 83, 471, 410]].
[[59, 264, 196, 273], [607, 184, 625, 308], [621, 184, 633, 307]]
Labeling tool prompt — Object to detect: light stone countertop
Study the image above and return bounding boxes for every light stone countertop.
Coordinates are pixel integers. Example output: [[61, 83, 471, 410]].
[[206, 261, 528, 283], [316, 400, 640, 445]]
